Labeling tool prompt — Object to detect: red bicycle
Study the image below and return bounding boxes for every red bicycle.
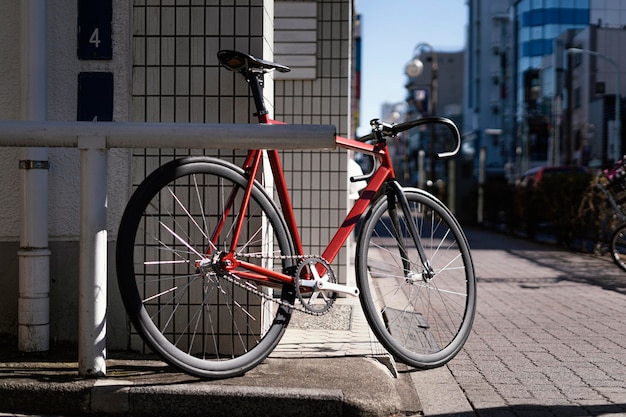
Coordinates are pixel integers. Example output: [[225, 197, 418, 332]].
[[116, 50, 476, 378]]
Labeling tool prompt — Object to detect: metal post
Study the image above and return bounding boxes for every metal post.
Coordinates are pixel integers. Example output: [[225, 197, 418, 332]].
[[18, 0, 50, 353], [554, 95, 562, 165], [448, 158, 456, 214], [615, 69, 621, 160], [478, 148, 486, 224], [78, 137, 107, 377], [418, 150, 425, 189]]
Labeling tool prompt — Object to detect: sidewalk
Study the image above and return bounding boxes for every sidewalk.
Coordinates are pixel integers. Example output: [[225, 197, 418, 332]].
[[424, 228, 626, 416], [3, 227, 625, 417], [0, 292, 421, 417]]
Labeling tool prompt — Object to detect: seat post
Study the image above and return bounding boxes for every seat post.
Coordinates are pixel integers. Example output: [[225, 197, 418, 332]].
[[244, 71, 269, 119]]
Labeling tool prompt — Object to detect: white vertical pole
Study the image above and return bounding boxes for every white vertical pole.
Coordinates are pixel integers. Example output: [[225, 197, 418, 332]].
[[18, 0, 50, 353], [615, 69, 621, 161], [477, 147, 486, 225], [448, 159, 456, 214], [418, 150, 425, 189], [78, 137, 107, 377]]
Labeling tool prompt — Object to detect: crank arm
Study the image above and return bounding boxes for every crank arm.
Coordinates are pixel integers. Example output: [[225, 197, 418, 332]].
[[314, 280, 359, 297]]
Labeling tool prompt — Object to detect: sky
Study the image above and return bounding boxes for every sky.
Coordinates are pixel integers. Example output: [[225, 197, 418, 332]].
[[355, 0, 468, 136]]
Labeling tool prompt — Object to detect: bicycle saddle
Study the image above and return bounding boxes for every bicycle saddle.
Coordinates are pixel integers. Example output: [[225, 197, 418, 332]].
[[217, 50, 291, 73]]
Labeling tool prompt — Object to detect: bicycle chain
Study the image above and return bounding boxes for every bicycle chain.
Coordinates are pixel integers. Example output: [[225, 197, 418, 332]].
[[217, 252, 330, 316]]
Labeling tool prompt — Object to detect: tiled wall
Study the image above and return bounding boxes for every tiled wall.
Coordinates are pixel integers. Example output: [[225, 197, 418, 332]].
[[274, 0, 352, 281], [131, 0, 270, 126], [130, 0, 275, 352], [131, 0, 352, 295]]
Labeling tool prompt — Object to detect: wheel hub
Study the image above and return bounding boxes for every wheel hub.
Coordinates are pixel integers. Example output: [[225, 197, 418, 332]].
[[405, 270, 421, 284], [196, 252, 228, 276]]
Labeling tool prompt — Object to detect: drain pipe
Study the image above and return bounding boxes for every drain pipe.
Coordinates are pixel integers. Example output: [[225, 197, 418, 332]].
[[18, 0, 50, 352]]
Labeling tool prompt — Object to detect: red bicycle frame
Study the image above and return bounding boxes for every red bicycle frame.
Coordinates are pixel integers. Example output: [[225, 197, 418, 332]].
[[214, 112, 396, 288], [207, 54, 405, 290]]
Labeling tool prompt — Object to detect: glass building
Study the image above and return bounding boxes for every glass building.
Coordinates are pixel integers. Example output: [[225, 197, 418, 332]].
[[514, 0, 590, 163]]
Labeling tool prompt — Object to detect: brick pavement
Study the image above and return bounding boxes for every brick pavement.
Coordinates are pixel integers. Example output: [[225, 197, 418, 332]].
[[443, 228, 626, 417], [274, 227, 626, 417]]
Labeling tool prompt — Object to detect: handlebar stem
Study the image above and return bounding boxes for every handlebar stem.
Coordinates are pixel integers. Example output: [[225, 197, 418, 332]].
[[369, 118, 390, 143]]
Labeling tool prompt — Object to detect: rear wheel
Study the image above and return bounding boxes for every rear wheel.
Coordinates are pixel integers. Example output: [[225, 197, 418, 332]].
[[356, 187, 476, 368], [116, 156, 295, 378]]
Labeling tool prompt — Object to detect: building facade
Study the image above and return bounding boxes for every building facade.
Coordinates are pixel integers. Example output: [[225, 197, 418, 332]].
[[513, 0, 590, 171], [0, 0, 355, 351], [465, 0, 626, 182], [550, 25, 626, 167], [464, 0, 514, 179], [517, 0, 626, 169]]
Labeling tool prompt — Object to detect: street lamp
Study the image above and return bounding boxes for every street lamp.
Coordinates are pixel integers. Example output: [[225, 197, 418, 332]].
[[405, 42, 438, 186], [567, 47, 621, 162], [405, 42, 438, 119]]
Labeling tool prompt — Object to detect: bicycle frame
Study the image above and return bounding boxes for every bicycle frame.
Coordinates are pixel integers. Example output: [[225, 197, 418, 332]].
[[215, 132, 395, 287], [212, 67, 431, 293]]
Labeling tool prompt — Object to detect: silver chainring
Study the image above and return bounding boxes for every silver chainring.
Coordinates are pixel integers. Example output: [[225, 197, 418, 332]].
[[294, 256, 337, 315]]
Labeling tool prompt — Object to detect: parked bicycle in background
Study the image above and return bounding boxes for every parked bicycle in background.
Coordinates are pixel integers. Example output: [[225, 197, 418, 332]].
[[578, 158, 626, 272]]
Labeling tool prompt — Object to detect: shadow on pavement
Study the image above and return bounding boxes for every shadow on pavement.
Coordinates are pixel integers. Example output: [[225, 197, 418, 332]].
[[465, 226, 626, 296], [509, 244, 626, 296]]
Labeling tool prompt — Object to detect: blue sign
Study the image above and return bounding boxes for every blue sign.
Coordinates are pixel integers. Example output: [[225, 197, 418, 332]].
[[78, 0, 112, 60], [78, 72, 113, 121]]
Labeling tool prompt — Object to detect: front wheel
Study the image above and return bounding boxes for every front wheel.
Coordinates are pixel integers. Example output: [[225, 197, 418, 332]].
[[116, 156, 296, 379], [609, 223, 626, 272], [356, 187, 476, 368]]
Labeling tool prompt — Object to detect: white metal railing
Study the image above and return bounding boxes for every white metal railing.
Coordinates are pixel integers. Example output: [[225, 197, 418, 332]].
[[0, 120, 337, 149], [0, 120, 336, 376]]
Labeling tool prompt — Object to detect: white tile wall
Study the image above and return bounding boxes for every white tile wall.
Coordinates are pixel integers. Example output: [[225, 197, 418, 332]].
[[274, 0, 352, 283], [130, 0, 353, 338]]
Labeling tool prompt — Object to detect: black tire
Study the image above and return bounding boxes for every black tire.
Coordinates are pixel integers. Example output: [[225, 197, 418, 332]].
[[356, 187, 476, 368], [116, 156, 295, 378], [609, 223, 626, 272]]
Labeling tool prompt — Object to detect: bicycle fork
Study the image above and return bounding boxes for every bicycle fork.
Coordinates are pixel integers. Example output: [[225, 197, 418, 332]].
[[385, 180, 435, 282]]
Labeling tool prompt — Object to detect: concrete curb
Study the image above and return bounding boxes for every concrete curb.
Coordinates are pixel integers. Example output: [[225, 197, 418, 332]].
[[0, 356, 421, 417]]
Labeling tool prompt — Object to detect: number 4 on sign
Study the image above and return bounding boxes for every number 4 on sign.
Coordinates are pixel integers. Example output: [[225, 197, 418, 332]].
[[77, 0, 111, 60], [90, 28, 100, 48]]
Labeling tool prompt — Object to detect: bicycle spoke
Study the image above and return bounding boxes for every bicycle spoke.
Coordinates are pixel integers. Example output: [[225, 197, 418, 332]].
[[116, 158, 295, 378], [167, 183, 211, 243]]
